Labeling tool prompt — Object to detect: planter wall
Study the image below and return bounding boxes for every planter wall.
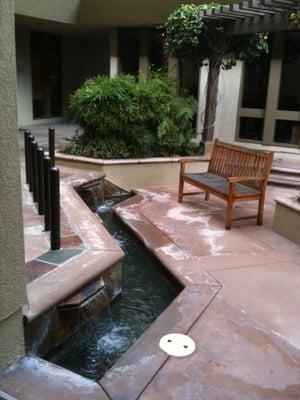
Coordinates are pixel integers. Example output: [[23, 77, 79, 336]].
[[273, 197, 300, 246], [56, 153, 208, 191]]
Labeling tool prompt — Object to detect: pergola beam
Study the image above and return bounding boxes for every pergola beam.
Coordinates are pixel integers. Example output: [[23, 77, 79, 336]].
[[198, 0, 298, 35], [213, 7, 248, 19], [231, 4, 266, 16]]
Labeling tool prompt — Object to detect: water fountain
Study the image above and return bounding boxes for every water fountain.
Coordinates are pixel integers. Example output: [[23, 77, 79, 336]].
[[49, 189, 180, 379]]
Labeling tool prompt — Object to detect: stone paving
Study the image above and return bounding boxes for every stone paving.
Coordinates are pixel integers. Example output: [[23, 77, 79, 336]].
[[18, 122, 77, 152], [105, 183, 300, 399], [1, 164, 300, 399]]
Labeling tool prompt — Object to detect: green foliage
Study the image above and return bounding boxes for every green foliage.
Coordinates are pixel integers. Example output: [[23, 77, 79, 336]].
[[289, 10, 300, 28], [63, 74, 198, 159], [164, 3, 269, 68]]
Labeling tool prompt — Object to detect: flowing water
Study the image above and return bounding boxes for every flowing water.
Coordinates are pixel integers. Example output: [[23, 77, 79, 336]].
[[50, 192, 180, 381]]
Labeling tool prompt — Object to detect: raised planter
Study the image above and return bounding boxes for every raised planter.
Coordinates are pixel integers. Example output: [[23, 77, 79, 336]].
[[56, 152, 209, 191], [273, 197, 300, 245]]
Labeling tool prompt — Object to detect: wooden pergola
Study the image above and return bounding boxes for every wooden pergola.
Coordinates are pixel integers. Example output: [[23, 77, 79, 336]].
[[199, 0, 300, 35], [198, 0, 299, 152]]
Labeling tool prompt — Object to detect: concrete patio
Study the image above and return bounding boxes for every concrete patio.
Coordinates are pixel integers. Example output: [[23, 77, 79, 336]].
[[105, 183, 300, 399], [1, 165, 300, 399]]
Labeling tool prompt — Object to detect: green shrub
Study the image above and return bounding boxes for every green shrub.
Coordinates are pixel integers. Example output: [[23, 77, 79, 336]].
[[62, 74, 198, 159]]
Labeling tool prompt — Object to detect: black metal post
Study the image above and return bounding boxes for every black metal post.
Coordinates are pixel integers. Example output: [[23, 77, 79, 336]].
[[24, 130, 31, 184], [28, 134, 34, 192], [30, 140, 38, 201], [50, 167, 60, 250], [37, 147, 45, 215], [48, 126, 55, 166], [43, 156, 51, 231]]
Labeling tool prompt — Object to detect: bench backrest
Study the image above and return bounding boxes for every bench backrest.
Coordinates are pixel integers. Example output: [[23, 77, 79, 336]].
[[208, 140, 274, 188]]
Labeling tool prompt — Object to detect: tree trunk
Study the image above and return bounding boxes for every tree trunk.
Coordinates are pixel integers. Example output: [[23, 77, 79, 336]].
[[202, 57, 221, 143]]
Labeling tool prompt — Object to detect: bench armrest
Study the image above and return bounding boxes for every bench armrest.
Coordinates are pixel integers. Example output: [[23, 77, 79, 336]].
[[227, 176, 266, 184]]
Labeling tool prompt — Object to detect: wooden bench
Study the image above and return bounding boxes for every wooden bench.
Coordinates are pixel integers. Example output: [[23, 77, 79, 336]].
[[178, 140, 274, 230]]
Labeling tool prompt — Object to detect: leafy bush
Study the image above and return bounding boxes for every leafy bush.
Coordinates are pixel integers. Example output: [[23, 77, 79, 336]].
[[62, 74, 198, 159]]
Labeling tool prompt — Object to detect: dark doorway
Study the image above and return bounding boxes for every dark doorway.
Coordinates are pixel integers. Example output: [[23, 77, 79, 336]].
[[119, 28, 139, 75], [31, 31, 63, 119]]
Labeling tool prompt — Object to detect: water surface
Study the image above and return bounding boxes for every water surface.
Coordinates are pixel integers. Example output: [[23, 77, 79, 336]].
[[50, 198, 179, 380]]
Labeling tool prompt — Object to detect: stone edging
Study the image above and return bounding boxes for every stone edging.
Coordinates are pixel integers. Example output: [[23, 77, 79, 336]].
[[24, 167, 124, 322], [56, 152, 209, 165]]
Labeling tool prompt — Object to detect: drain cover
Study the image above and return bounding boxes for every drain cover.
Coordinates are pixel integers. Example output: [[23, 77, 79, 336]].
[[159, 333, 196, 357]]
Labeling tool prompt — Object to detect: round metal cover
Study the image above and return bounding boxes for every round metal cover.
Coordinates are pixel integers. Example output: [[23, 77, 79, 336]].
[[159, 333, 196, 357]]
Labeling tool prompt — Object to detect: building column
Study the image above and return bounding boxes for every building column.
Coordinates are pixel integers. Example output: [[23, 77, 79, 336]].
[[139, 28, 149, 82], [0, 0, 27, 372], [109, 28, 120, 78], [262, 32, 284, 145], [168, 56, 179, 82]]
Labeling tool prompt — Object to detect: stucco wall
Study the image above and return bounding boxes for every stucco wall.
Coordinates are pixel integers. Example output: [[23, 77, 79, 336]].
[[273, 200, 300, 246], [197, 61, 242, 144], [0, 0, 27, 372], [56, 156, 208, 192], [213, 62, 243, 143]]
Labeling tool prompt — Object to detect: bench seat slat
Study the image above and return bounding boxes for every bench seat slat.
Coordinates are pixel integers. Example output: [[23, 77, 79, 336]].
[[183, 172, 260, 197]]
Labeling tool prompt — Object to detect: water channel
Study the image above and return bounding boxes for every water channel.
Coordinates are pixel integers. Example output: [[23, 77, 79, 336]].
[[50, 182, 180, 380]]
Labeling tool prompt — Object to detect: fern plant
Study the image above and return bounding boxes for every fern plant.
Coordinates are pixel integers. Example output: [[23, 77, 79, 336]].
[[63, 74, 198, 159]]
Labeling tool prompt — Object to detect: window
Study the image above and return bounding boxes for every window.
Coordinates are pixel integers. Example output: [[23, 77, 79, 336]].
[[31, 31, 63, 119], [239, 117, 264, 141], [278, 32, 300, 112], [242, 49, 271, 109], [274, 120, 300, 145], [237, 32, 300, 147], [119, 29, 139, 75]]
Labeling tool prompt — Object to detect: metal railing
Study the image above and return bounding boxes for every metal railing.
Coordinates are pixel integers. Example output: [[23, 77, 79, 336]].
[[24, 127, 60, 250]]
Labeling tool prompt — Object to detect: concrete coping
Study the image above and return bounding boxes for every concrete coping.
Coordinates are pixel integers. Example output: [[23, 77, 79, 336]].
[[24, 168, 124, 322], [56, 152, 210, 166], [275, 196, 300, 213], [272, 166, 300, 174]]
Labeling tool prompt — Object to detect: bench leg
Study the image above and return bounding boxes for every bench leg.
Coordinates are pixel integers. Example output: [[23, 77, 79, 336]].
[[225, 201, 233, 230], [205, 192, 210, 201], [257, 192, 265, 226], [178, 176, 184, 203], [225, 186, 234, 230]]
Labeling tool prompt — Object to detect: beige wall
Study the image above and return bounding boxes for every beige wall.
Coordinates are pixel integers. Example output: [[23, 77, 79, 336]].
[[197, 61, 242, 144], [0, 0, 27, 372], [273, 200, 300, 246], [56, 156, 208, 192]]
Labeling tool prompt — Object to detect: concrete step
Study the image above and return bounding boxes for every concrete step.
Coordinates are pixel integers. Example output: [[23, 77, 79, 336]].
[[269, 173, 300, 188], [269, 152, 300, 187]]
